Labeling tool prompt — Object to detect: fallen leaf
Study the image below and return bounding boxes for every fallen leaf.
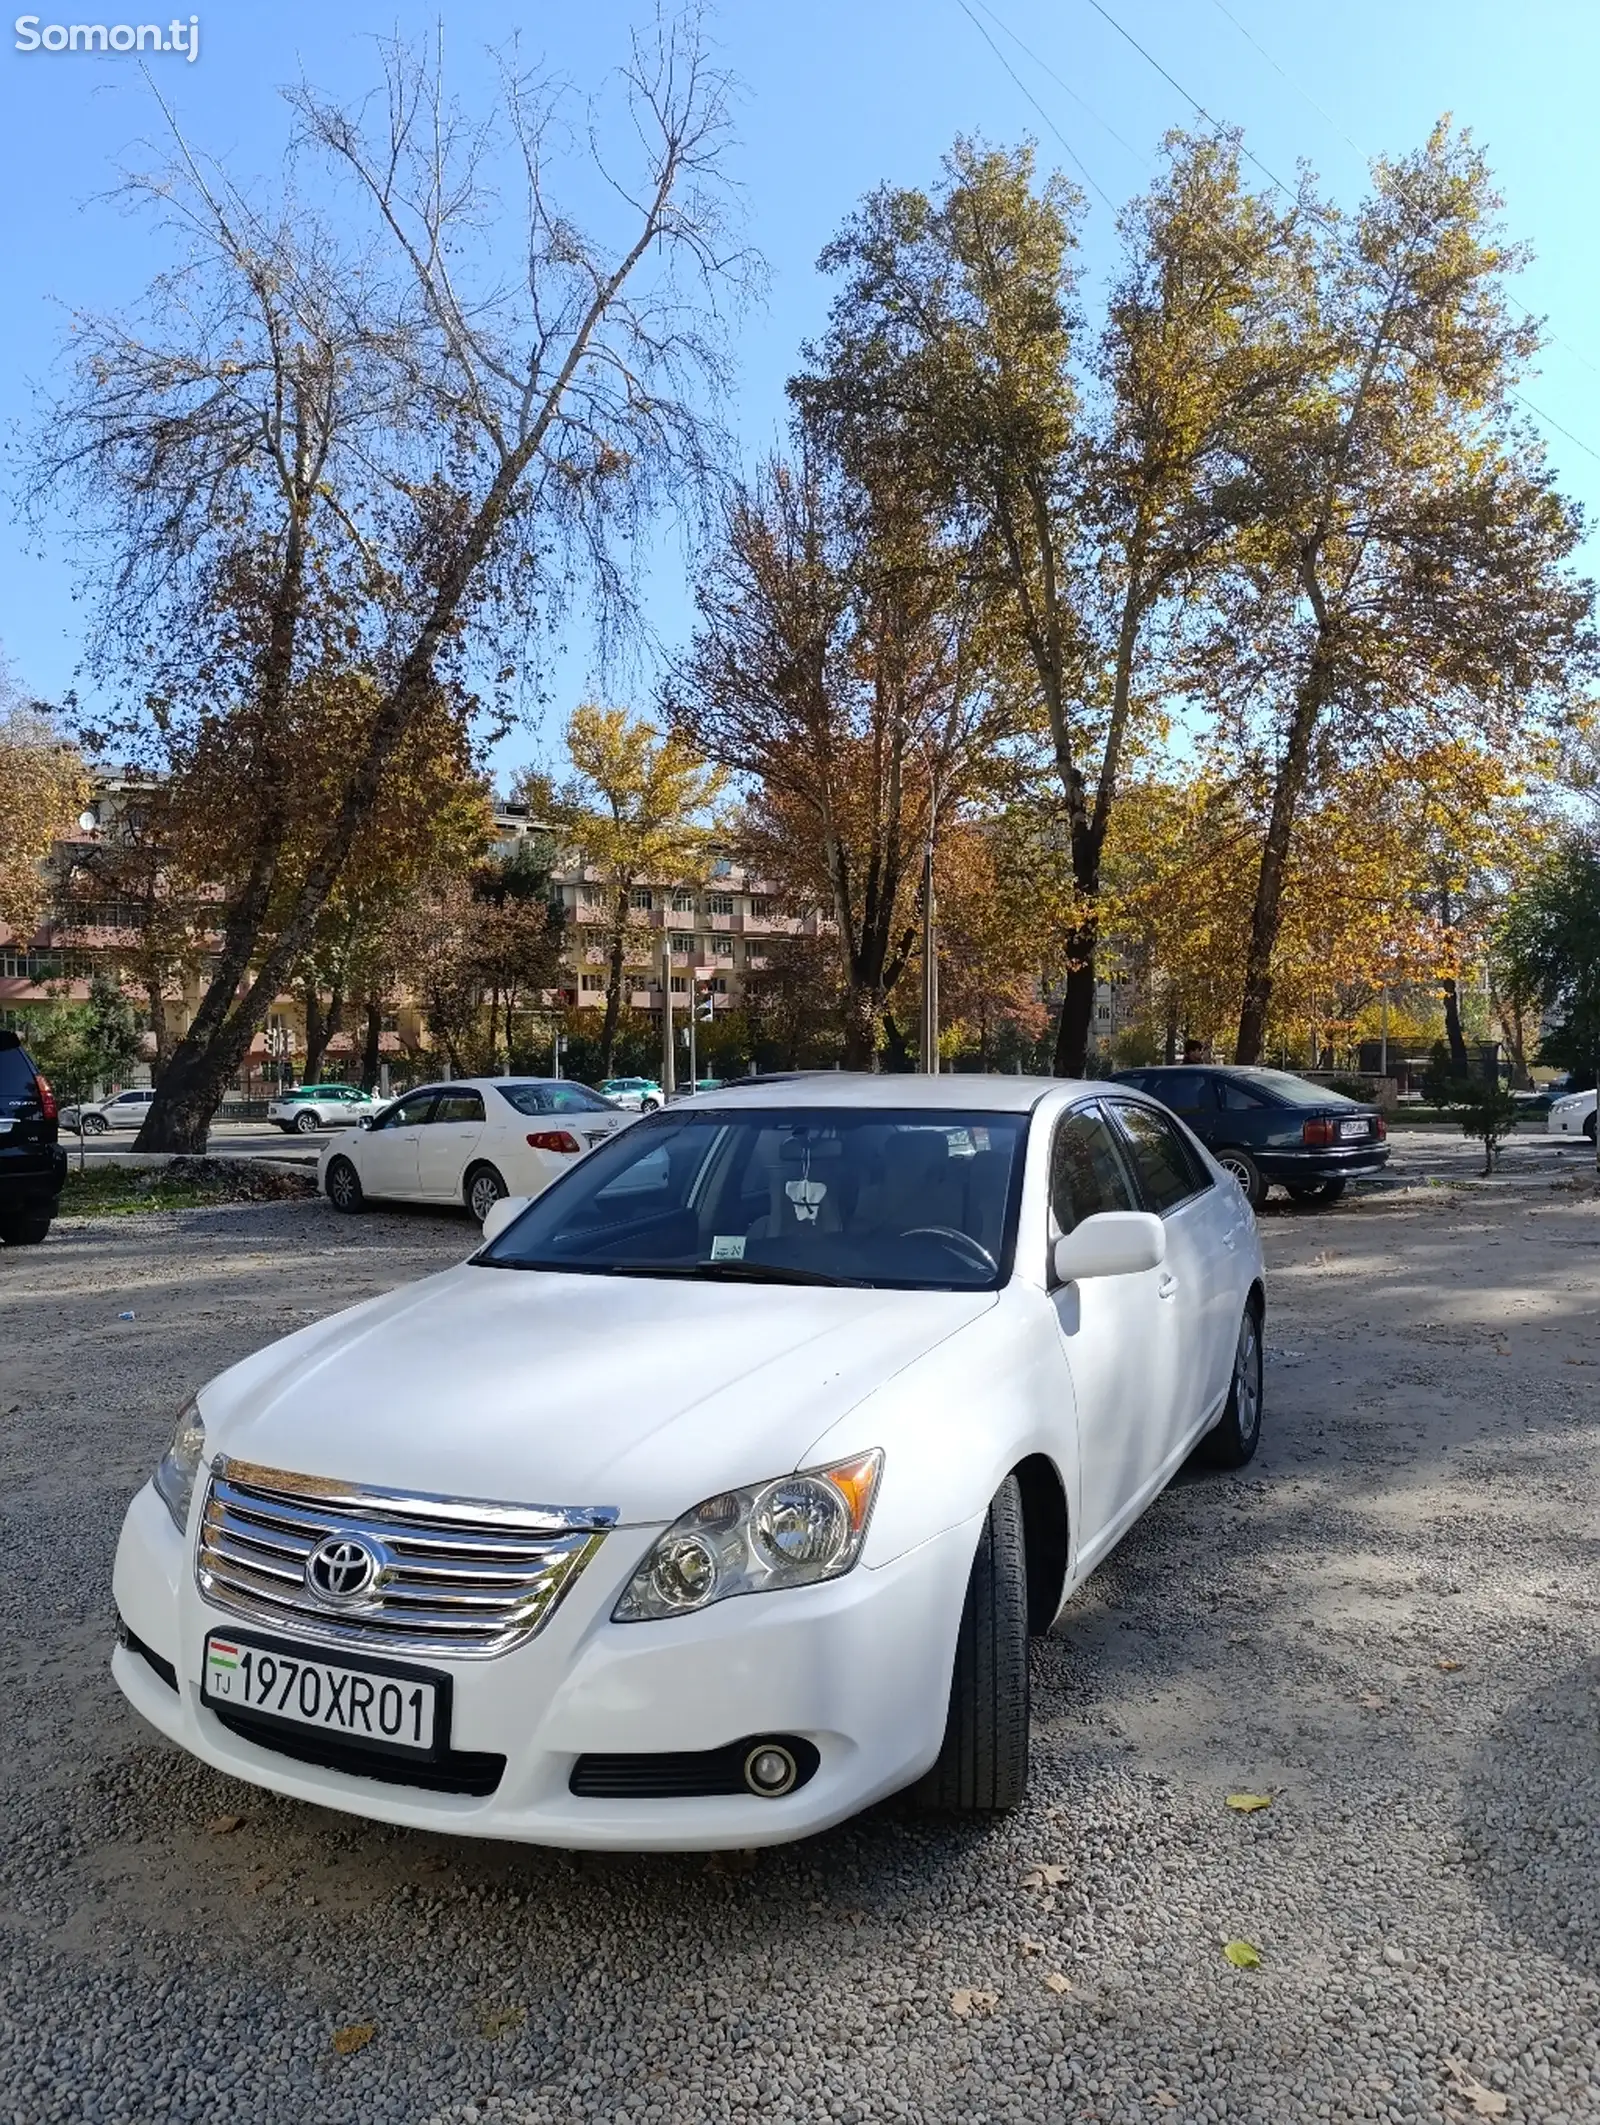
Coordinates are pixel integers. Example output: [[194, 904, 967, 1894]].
[[475, 2003, 525, 2040], [206, 1814, 244, 1835], [331, 2023, 376, 2057], [1435, 1658, 1463, 1673], [1022, 1863, 1070, 1890], [1042, 1971, 1072, 1994], [1225, 1793, 1272, 1813], [948, 1988, 999, 2019], [1357, 1692, 1386, 1710], [1222, 1940, 1261, 1969], [1152, 2096, 1179, 2109], [1445, 2063, 1507, 2118]]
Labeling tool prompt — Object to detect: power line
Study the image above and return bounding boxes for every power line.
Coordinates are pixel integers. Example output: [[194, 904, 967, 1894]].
[[1081, 0, 1600, 466], [1204, 0, 1600, 386], [953, 0, 1117, 210], [966, 0, 1147, 167], [1207, 0, 1364, 159]]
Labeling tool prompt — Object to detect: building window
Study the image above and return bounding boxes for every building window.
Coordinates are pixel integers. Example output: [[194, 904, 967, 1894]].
[[749, 896, 772, 918], [581, 974, 606, 993], [629, 886, 653, 911], [672, 934, 697, 957], [712, 976, 729, 996], [672, 890, 695, 913], [670, 974, 687, 993], [708, 892, 734, 917], [712, 935, 734, 959], [1097, 1004, 1111, 1021]]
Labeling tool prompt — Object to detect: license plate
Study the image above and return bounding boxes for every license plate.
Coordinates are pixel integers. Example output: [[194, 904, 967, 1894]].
[[1338, 1117, 1368, 1138], [202, 1630, 441, 1753]]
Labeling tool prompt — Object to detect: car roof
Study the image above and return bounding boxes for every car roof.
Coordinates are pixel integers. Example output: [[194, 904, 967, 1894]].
[[684, 1072, 1119, 1114]]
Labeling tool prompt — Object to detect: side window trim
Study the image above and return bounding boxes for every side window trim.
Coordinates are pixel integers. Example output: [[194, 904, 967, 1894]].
[[1080, 1098, 1147, 1207]]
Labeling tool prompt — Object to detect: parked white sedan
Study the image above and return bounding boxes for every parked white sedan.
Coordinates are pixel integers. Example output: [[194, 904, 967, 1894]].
[[1548, 1087, 1597, 1142], [112, 1076, 1264, 1851], [319, 1077, 634, 1222]]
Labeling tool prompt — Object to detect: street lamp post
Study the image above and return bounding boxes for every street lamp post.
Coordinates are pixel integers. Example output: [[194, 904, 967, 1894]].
[[659, 934, 676, 1099], [920, 762, 941, 1076]]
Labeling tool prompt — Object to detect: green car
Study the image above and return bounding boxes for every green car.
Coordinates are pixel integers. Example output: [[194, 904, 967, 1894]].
[[597, 1077, 664, 1113]]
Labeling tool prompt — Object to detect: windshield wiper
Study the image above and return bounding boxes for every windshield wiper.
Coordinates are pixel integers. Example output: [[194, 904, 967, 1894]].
[[601, 1260, 863, 1287]]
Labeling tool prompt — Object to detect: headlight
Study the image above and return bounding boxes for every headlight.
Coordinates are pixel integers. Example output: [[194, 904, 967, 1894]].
[[613, 1450, 883, 1623], [153, 1397, 206, 1533]]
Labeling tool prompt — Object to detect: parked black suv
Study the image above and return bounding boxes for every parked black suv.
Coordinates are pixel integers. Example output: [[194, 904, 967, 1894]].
[[0, 1031, 66, 1246], [1110, 1065, 1388, 1208]]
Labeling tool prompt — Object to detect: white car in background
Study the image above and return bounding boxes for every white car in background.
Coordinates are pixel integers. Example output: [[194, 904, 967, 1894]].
[[59, 1086, 155, 1135], [1548, 1086, 1597, 1142], [113, 1075, 1265, 1851], [319, 1077, 634, 1222], [268, 1083, 386, 1134]]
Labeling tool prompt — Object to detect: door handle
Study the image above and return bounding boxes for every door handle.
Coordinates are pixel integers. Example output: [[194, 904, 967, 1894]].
[[1157, 1272, 1179, 1301]]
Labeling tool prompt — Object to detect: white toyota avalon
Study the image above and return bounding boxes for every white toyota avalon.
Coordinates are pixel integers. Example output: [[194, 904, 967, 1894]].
[[110, 1075, 1266, 1850]]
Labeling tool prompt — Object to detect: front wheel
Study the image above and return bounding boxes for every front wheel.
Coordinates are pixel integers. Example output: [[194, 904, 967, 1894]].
[[1585, 1114, 1597, 1144], [1286, 1177, 1345, 1205], [1216, 1146, 1267, 1210], [294, 1108, 321, 1135], [916, 1475, 1030, 1814], [325, 1157, 365, 1214], [0, 1215, 51, 1246], [82, 1113, 109, 1137], [465, 1163, 507, 1224], [1202, 1301, 1264, 1469]]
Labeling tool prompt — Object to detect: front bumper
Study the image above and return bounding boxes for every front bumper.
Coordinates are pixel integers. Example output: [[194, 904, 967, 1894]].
[[111, 1479, 977, 1850], [1255, 1144, 1388, 1183]]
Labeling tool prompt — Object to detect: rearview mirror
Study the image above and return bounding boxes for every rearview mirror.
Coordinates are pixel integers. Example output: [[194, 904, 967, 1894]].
[[480, 1194, 532, 1244], [1052, 1211, 1165, 1284]]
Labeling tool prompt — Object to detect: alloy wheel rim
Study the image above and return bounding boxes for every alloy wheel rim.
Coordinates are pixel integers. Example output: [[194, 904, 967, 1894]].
[[471, 1176, 501, 1221], [1221, 1154, 1251, 1186], [329, 1164, 355, 1206], [1236, 1314, 1261, 1439]]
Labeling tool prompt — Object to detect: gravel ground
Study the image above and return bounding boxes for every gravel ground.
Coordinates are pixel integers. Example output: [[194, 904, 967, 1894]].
[[0, 1144, 1597, 2125]]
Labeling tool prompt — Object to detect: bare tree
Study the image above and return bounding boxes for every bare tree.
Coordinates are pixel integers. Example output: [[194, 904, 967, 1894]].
[[29, 15, 750, 1149]]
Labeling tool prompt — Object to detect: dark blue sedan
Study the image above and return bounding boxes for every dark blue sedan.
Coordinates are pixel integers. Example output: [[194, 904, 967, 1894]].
[[1110, 1066, 1388, 1209]]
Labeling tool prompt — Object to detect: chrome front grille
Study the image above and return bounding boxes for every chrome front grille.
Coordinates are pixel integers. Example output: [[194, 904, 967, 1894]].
[[196, 1457, 616, 1660]]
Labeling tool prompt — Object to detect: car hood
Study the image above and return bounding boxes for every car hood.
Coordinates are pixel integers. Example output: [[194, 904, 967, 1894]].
[[197, 1265, 997, 1522]]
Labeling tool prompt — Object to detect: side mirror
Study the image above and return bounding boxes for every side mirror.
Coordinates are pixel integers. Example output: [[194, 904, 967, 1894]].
[[357, 1115, 373, 1129], [479, 1194, 532, 1244], [1052, 1211, 1165, 1285]]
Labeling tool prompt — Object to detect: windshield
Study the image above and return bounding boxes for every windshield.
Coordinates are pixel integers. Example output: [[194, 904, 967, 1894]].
[[1238, 1069, 1359, 1107], [476, 1106, 1030, 1289]]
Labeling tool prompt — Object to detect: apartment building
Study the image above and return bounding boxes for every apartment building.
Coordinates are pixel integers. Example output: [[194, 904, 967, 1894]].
[[492, 804, 827, 1018]]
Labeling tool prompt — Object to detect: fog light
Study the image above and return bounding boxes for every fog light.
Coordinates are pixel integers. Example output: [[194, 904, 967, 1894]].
[[744, 1742, 799, 1797]]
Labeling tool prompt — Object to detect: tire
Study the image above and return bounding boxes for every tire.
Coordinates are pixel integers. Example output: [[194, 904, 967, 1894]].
[[82, 1113, 109, 1137], [1285, 1177, 1346, 1205], [0, 1215, 51, 1246], [465, 1163, 507, 1224], [1202, 1300, 1264, 1469], [641, 1097, 662, 1114], [325, 1156, 365, 1214], [294, 1108, 321, 1135], [1216, 1146, 1267, 1210], [917, 1475, 1030, 1814], [1585, 1114, 1597, 1144]]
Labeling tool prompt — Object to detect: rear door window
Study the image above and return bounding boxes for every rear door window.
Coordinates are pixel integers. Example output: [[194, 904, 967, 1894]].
[[430, 1091, 485, 1126], [1142, 1071, 1215, 1114], [1108, 1101, 1211, 1213]]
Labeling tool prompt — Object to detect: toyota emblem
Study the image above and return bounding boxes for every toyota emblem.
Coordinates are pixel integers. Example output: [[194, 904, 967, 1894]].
[[305, 1534, 381, 1606]]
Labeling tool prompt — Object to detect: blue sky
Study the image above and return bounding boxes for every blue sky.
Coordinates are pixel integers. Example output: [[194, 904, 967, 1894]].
[[5, 0, 1599, 785]]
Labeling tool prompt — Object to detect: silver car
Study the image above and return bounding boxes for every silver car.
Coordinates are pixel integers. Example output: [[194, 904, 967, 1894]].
[[266, 1083, 386, 1135], [59, 1087, 156, 1136]]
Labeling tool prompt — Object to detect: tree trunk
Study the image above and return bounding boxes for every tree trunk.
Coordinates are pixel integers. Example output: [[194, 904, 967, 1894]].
[[360, 1000, 382, 1091], [1442, 977, 1470, 1076], [1052, 929, 1098, 1078], [881, 1009, 912, 1073], [841, 989, 880, 1070], [1235, 651, 1332, 1064]]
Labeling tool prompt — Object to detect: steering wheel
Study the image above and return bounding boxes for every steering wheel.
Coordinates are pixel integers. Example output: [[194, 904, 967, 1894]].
[[898, 1226, 999, 1275]]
